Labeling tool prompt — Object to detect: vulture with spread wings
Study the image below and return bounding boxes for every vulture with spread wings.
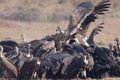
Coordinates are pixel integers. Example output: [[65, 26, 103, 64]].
[[52, 0, 111, 51], [66, 0, 111, 37]]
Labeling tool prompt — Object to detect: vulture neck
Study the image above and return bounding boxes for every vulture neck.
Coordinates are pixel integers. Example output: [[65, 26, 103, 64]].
[[116, 40, 120, 51], [109, 46, 112, 51], [84, 55, 88, 65], [21, 34, 26, 43], [87, 30, 95, 46], [56, 26, 65, 34], [0, 46, 4, 58], [15, 47, 19, 55], [26, 44, 31, 58]]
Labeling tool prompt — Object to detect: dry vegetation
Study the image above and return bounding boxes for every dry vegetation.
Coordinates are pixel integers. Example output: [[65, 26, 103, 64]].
[[0, 18, 120, 47], [0, 0, 120, 22]]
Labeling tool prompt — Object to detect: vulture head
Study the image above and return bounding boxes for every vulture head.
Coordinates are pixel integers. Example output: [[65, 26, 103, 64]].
[[114, 37, 119, 43], [108, 43, 114, 51], [114, 37, 120, 49], [26, 43, 32, 58], [56, 25, 64, 34], [21, 34, 27, 43]]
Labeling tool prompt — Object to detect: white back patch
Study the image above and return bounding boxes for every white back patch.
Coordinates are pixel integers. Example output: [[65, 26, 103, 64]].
[[37, 60, 41, 65], [83, 70, 86, 78], [74, 38, 80, 44], [83, 38, 89, 47], [84, 56, 88, 65], [84, 36, 88, 41]]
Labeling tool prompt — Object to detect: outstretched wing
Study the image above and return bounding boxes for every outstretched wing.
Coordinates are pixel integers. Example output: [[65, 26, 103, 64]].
[[87, 22, 104, 45], [66, 0, 111, 36], [66, 1, 94, 35]]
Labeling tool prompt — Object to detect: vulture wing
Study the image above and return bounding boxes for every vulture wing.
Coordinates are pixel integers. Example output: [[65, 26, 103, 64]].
[[87, 22, 104, 46], [66, 0, 111, 36]]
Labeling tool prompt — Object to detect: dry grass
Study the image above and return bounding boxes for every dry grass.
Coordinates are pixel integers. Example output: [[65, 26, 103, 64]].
[[0, 0, 119, 22], [0, 19, 68, 42], [0, 17, 120, 47], [87, 18, 120, 47]]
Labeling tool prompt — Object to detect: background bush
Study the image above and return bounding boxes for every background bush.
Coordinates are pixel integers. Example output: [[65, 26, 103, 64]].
[[0, 0, 119, 22]]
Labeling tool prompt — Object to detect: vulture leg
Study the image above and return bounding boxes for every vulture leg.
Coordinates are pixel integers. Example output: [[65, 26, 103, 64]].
[[42, 72, 47, 80], [81, 70, 87, 79], [77, 71, 81, 80], [31, 71, 38, 79]]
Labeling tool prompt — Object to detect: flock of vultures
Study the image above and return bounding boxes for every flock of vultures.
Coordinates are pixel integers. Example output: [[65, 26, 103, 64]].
[[0, 0, 120, 79]]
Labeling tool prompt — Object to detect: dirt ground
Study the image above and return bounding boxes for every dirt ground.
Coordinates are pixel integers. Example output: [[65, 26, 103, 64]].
[[0, 18, 120, 46]]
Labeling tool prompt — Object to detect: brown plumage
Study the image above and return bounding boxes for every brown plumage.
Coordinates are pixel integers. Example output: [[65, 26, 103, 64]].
[[0, 46, 18, 78], [87, 22, 104, 46], [66, 1, 94, 35], [114, 37, 120, 52], [51, 33, 69, 51], [66, 0, 111, 37]]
